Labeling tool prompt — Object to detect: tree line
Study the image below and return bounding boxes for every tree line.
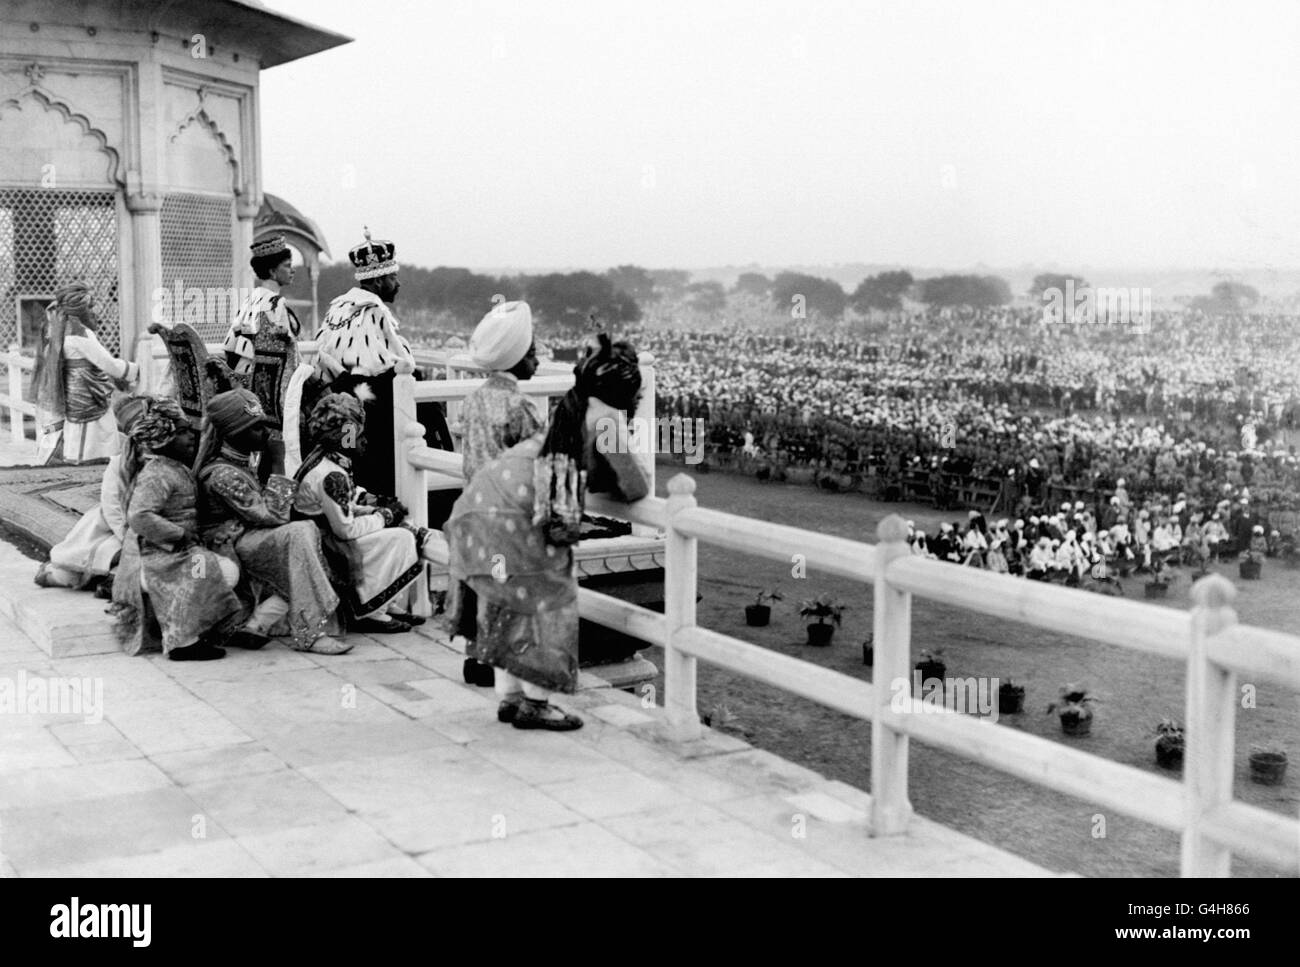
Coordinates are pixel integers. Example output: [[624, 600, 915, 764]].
[[304, 262, 1268, 327]]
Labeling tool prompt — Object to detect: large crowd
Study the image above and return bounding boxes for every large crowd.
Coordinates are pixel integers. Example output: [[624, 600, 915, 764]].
[[612, 306, 1300, 585]]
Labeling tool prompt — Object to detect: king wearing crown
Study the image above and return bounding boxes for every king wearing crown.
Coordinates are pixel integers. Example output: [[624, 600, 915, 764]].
[[314, 227, 417, 496], [223, 234, 300, 376]]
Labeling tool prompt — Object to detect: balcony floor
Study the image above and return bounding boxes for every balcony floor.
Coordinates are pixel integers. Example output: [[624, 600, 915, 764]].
[[0, 537, 1058, 877]]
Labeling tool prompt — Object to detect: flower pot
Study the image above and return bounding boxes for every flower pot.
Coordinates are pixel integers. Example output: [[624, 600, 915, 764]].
[[1155, 737, 1184, 769], [998, 684, 1025, 715], [1249, 751, 1288, 785], [862, 642, 873, 666], [915, 660, 946, 685], [1144, 582, 1169, 599], [745, 604, 771, 627], [1239, 559, 1262, 580], [806, 623, 835, 646], [1059, 707, 1093, 736]]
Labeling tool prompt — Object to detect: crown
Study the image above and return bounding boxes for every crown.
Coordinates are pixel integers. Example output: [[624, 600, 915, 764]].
[[251, 234, 289, 259], [348, 226, 398, 281]]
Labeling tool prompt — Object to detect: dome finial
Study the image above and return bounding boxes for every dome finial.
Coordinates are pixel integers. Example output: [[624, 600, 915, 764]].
[[363, 225, 372, 242]]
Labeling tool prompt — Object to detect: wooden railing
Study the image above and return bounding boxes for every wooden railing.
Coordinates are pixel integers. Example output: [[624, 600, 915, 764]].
[[388, 351, 1298, 874], [593, 478, 1299, 875], [0, 346, 38, 446]]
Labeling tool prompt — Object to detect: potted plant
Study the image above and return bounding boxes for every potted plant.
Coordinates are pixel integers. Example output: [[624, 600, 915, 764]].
[[745, 590, 781, 627], [1046, 683, 1098, 736], [862, 633, 873, 666], [914, 648, 946, 685], [798, 594, 845, 646], [1239, 546, 1263, 580], [998, 678, 1026, 715], [1154, 717, 1185, 770], [1144, 558, 1172, 599], [1248, 744, 1288, 785]]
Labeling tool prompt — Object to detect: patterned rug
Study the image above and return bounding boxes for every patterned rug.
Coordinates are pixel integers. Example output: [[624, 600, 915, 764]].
[[0, 463, 106, 552]]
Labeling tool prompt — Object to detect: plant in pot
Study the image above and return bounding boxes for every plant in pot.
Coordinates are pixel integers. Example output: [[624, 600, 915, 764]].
[[798, 594, 845, 646], [1144, 557, 1173, 599], [998, 678, 1026, 715], [1154, 717, 1185, 770], [1046, 683, 1098, 736], [1248, 743, 1288, 785], [914, 648, 946, 686], [745, 590, 781, 627]]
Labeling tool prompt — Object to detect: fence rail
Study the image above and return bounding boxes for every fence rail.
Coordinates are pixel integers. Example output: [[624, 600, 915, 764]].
[[392, 358, 1299, 876]]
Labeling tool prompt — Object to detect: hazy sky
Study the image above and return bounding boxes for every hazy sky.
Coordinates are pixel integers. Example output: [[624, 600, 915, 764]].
[[260, 0, 1300, 273]]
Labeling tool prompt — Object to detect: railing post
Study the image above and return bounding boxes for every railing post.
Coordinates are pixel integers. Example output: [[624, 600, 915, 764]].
[[633, 351, 657, 538], [1182, 574, 1238, 876], [393, 373, 430, 617], [871, 514, 914, 835], [664, 473, 701, 740], [7, 348, 23, 444]]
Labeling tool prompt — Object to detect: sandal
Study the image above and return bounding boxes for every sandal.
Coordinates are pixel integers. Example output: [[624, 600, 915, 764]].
[[511, 699, 583, 732], [497, 695, 524, 723]]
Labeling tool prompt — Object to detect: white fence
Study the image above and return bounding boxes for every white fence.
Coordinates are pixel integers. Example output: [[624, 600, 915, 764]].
[[396, 382, 1300, 875]]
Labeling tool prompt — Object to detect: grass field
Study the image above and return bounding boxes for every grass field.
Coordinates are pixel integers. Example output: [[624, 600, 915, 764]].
[[644, 461, 1300, 877]]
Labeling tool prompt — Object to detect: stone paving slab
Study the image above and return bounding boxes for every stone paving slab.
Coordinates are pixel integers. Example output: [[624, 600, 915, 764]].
[[0, 539, 1058, 877]]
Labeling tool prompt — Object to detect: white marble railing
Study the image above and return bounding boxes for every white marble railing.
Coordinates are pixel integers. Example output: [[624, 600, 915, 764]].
[[397, 380, 1300, 875]]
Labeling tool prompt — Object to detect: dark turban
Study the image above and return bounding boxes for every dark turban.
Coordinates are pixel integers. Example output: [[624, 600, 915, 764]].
[[127, 397, 188, 453], [307, 392, 366, 451]]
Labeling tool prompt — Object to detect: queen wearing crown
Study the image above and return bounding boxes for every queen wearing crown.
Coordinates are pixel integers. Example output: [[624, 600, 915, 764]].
[[314, 228, 416, 497], [223, 234, 301, 376]]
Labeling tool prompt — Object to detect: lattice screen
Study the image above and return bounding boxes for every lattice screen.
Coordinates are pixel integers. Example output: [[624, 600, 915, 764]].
[[0, 188, 121, 353], [160, 192, 234, 341]]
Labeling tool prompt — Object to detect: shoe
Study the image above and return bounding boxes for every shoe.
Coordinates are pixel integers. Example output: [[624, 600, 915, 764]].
[[497, 695, 524, 723], [351, 616, 412, 635], [168, 643, 226, 661], [462, 658, 495, 687], [226, 630, 270, 650], [511, 699, 583, 731], [387, 611, 426, 626], [299, 636, 353, 656]]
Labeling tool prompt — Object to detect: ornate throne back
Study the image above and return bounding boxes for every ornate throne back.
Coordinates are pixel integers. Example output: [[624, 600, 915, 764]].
[[147, 322, 237, 426]]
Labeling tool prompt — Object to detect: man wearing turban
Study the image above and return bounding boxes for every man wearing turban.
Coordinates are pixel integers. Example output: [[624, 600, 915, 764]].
[[293, 393, 435, 634], [35, 395, 151, 591], [32, 281, 140, 464], [451, 300, 543, 684], [194, 388, 350, 655], [110, 397, 245, 660]]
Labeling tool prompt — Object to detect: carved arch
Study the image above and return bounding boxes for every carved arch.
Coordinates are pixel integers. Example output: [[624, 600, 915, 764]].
[[0, 86, 123, 186], [168, 104, 240, 193]]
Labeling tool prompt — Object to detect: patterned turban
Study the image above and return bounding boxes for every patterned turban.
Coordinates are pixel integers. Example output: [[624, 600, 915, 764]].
[[112, 395, 152, 435], [307, 392, 366, 450], [127, 397, 188, 453], [53, 280, 95, 319]]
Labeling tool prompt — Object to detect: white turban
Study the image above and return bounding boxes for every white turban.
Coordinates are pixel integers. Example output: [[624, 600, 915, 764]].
[[470, 300, 533, 371]]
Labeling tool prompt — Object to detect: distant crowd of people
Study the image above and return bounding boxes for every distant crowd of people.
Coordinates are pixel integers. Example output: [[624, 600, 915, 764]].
[[620, 308, 1300, 530]]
